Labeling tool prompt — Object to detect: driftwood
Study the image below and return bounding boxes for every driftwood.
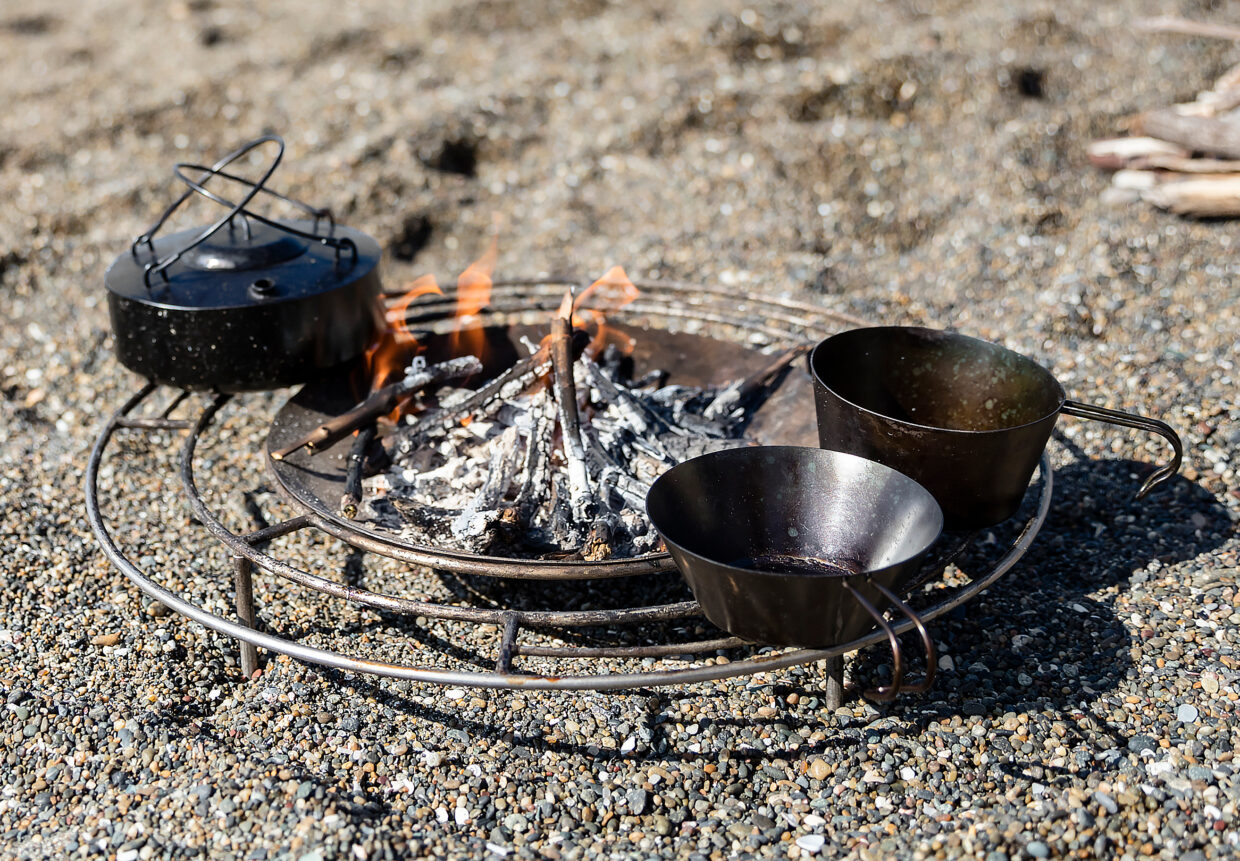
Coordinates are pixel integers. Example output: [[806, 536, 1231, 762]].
[[1086, 137, 1189, 170], [1128, 154, 1240, 173], [1135, 16, 1240, 43], [1135, 109, 1240, 161], [271, 355, 482, 459], [1091, 56, 1240, 217], [1143, 175, 1240, 217]]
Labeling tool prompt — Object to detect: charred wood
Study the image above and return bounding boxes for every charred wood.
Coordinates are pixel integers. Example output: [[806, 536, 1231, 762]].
[[272, 356, 482, 459], [550, 315, 594, 524], [339, 423, 377, 519]]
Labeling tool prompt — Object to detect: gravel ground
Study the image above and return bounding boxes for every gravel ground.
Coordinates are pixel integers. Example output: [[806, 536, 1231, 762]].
[[3, 0, 1240, 858]]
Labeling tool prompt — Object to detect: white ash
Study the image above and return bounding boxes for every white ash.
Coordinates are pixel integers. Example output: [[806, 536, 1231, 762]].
[[356, 351, 754, 559]]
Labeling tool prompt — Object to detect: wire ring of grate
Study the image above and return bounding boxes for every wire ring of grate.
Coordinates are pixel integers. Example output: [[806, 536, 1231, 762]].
[[85, 279, 1053, 691]]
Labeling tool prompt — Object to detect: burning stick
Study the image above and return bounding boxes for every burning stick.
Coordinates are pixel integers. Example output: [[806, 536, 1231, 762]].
[[339, 424, 377, 519], [401, 350, 553, 449], [549, 293, 594, 524], [271, 356, 484, 460]]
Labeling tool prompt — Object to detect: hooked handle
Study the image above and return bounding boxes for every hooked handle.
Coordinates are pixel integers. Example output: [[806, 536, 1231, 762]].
[[841, 579, 936, 702], [1060, 400, 1183, 499]]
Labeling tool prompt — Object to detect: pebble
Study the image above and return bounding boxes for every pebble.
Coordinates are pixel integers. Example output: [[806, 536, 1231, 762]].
[[1176, 703, 1199, 723], [1026, 841, 1050, 859], [796, 835, 826, 854], [807, 759, 830, 780]]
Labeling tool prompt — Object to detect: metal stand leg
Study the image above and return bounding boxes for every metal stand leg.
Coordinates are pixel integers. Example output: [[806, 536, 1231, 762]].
[[233, 556, 260, 678], [823, 655, 845, 711]]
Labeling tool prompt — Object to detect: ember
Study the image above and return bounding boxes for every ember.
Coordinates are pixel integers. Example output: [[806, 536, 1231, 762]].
[[339, 256, 795, 560]]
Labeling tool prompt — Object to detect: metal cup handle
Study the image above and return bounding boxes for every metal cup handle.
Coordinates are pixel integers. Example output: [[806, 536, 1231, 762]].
[[841, 580, 937, 702], [871, 581, 937, 694], [1061, 400, 1183, 498]]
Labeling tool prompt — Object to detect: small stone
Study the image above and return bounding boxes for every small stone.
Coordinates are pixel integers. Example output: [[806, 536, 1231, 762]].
[[938, 655, 955, 671], [1202, 674, 1220, 694], [627, 788, 648, 815], [91, 633, 121, 646], [1128, 735, 1157, 754], [424, 752, 445, 767], [1094, 792, 1118, 815], [807, 759, 830, 780], [1176, 703, 1199, 723], [653, 816, 672, 836], [503, 812, 529, 833], [1026, 841, 1049, 859], [796, 835, 825, 854]]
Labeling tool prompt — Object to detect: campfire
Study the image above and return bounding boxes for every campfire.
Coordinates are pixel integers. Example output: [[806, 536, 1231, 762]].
[[273, 242, 802, 561]]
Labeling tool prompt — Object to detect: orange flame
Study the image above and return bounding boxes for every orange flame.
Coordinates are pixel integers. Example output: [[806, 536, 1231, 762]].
[[450, 234, 497, 359], [572, 265, 639, 357], [365, 274, 444, 419]]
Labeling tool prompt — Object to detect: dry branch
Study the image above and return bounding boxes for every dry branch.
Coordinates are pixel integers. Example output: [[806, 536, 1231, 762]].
[[1129, 154, 1240, 173], [1135, 109, 1240, 160], [1135, 16, 1240, 42], [1087, 137, 1189, 170], [1143, 175, 1240, 216]]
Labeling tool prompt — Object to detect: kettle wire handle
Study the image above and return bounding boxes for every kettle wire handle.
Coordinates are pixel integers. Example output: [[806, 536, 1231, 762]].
[[130, 135, 356, 287]]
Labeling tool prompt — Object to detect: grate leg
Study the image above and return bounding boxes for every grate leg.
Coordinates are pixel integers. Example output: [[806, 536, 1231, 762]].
[[823, 655, 845, 711], [233, 555, 260, 678]]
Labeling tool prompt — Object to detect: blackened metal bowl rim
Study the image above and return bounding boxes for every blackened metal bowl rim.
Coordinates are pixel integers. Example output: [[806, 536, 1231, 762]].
[[646, 444, 945, 581], [809, 325, 1069, 437]]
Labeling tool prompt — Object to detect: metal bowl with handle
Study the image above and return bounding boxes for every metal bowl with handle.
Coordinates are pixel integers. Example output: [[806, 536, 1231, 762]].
[[810, 326, 1183, 528], [646, 446, 942, 701]]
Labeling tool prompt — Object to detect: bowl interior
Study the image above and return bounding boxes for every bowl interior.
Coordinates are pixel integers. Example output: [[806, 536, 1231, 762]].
[[646, 446, 942, 576], [811, 327, 1064, 432]]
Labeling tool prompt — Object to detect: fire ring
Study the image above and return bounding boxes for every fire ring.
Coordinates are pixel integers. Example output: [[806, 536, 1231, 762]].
[[85, 280, 1052, 695]]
